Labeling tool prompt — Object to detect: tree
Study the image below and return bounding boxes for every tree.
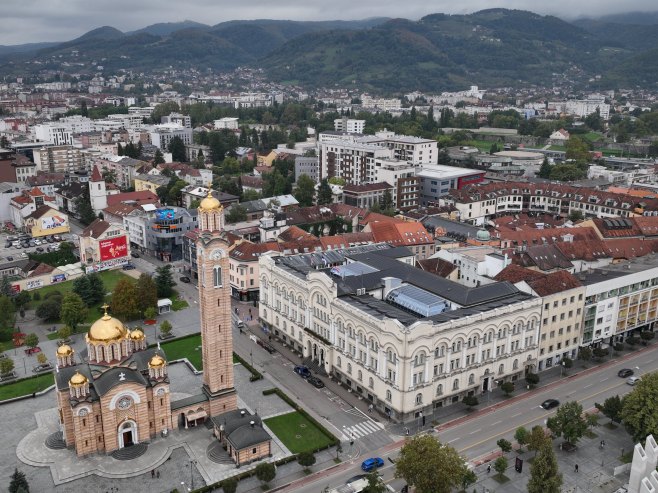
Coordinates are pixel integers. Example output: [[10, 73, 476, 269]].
[[500, 381, 515, 397], [586, 413, 599, 430], [538, 157, 552, 178], [9, 468, 29, 493], [254, 462, 276, 487], [622, 372, 658, 442], [13, 291, 31, 311], [381, 189, 395, 216], [0, 357, 15, 376], [395, 434, 467, 493], [221, 478, 237, 493], [525, 372, 540, 387], [462, 395, 479, 410], [596, 395, 623, 424], [60, 293, 88, 332], [569, 210, 584, 222], [317, 179, 333, 205], [493, 456, 508, 478], [136, 274, 158, 313], [74, 187, 96, 225], [154, 265, 176, 298], [37, 352, 47, 365], [461, 469, 477, 491], [592, 347, 609, 360], [527, 426, 551, 456], [362, 471, 388, 493], [144, 306, 157, 321], [36, 299, 61, 321], [73, 274, 105, 306], [527, 442, 562, 493], [497, 438, 512, 454], [111, 278, 139, 320], [565, 137, 591, 164], [0, 295, 16, 338], [578, 347, 592, 362], [168, 136, 187, 162], [25, 333, 39, 349], [547, 401, 587, 447], [293, 174, 316, 207], [58, 325, 72, 340], [225, 204, 247, 224], [153, 148, 165, 165], [160, 320, 173, 337], [514, 427, 529, 452], [297, 451, 316, 471]]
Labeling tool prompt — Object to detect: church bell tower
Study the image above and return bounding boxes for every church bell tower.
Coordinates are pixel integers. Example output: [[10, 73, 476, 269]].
[[196, 189, 237, 416]]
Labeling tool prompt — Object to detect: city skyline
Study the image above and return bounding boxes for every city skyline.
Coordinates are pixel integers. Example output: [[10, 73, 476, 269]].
[[1, 0, 658, 45]]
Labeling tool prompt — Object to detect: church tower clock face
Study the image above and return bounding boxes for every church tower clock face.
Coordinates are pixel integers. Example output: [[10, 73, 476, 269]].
[[210, 249, 224, 260]]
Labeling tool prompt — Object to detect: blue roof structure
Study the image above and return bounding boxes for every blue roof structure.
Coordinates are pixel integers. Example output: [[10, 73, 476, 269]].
[[386, 285, 448, 317]]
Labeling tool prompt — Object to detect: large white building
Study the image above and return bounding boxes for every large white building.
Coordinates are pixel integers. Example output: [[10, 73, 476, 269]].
[[334, 118, 365, 134], [259, 244, 541, 421], [33, 124, 73, 146], [148, 124, 193, 151]]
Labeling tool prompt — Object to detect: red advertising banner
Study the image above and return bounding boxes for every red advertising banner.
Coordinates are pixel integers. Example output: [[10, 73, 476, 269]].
[[99, 236, 128, 261]]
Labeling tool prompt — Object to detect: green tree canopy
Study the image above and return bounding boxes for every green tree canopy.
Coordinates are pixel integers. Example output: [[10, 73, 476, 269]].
[[0, 357, 15, 376], [168, 136, 187, 162], [153, 149, 165, 165], [9, 468, 29, 493], [25, 333, 39, 349], [111, 278, 139, 320], [226, 204, 247, 224], [154, 265, 176, 298], [317, 179, 333, 205], [293, 174, 316, 207], [596, 395, 623, 424], [60, 293, 88, 331], [547, 401, 587, 446], [622, 372, 658, 442], [527, 442, 562, 493], [74, 187, 96, 225], [0, 294, 16, 339], [395, 435, 466, 493], [73, 273, 105, 306], [36, 299, 61, 322], [362, 471, 388, 493], [136, 273, 158, 313], [254, 462, 276, 485]]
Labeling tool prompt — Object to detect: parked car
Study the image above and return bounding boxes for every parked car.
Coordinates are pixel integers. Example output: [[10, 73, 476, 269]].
[[628, 376, 641, 386], [36, 247, 44, 252], [32, 363, 53, 373], [131, 251, 140, 258], [53, 235, 61, 241], [236, 320, 245, 329], [25, 347, 42, 355], [4, 241, 11, 248], [541, 399, 560, 410], [20, 252, 27, 258], [6, 256, 13, 261], [28, 240, 36, 247], [307, 376, 325, 389], [45, 236, 54, 243], [361, 457, 384, 472], [122, 264, 136, 270], [618, 368, 634, 378], [179, 276, 191, 283], [34, 239, 42, 245], [294, 365, 311, 378]]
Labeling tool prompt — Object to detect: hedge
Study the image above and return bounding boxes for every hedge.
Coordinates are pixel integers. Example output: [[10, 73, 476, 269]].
[[233, 353, 263, 382]]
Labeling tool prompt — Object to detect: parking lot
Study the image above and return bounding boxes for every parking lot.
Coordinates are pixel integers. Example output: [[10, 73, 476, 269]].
[[0, 230, 75, 263]]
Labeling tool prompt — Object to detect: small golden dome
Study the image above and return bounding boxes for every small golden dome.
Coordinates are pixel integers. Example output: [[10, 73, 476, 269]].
[[148, 354, 166, 369], [69, 371, 88, 387], [198, 188, 222, 212], [130, 329, 145, 340], [87, 305, 128, 344], [56, 344, 73, 357]]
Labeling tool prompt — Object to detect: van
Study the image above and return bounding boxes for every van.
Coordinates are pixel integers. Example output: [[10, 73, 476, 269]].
[[627, 376, 640, 386]]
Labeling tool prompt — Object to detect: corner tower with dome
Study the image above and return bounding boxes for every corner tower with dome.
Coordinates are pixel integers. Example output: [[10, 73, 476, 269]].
[[54, 305, 172, 457]]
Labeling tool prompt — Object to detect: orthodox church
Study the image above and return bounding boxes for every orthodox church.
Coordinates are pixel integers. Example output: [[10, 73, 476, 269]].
[[53, 190, 271, 466]]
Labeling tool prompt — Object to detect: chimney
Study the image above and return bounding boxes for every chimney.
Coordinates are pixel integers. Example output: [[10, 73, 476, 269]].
[[241, 410, 246, 417], [250, 420, 255, 428]]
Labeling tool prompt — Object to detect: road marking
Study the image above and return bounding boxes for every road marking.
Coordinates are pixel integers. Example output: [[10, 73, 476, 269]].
[[340, 420, 385, 440], [491, 421, 501, 426], [583, 383, 593, 389], [511, 412, 521, 418], [469, 428, 481, 435]]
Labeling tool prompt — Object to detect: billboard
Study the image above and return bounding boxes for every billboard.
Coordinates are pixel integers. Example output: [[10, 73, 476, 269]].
[[99, 236, 128, 261], [86, 257, 129, 274], [155, 208, 176, 221], [41, 214, 68, 230]]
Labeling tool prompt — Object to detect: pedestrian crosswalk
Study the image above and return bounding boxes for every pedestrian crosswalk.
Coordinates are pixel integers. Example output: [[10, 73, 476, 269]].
[[341, 420, 385, 440]]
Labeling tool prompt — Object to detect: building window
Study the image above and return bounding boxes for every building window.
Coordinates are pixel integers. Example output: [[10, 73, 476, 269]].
[[386, 390, 392, 402], [468, 373, 475, 385], [436, 384, 443, 395], [337, 357, 342, 368], [213, 266, 222, 287], [347, 363, 352, 375]]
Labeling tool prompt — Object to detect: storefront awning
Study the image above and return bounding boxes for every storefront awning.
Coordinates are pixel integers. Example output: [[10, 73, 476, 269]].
[[186, 410, 207, 421]]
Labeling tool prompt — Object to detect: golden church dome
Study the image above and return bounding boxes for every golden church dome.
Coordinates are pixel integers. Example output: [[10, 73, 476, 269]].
[[129, 329, 145, 341], [86, 305, 128, 344], [69, 371, 88, 387], [56, 344, 73, 357], [148, 354, 166, 369], [198, 188, 222, 212]]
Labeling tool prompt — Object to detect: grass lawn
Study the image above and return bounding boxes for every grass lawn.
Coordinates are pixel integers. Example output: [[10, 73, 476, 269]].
[[31, 270, 132, 325], [0, 373, 54, 401], [159, 334, 203, 370], [264, 411, 334, 454], [171, 295, 189, 312]]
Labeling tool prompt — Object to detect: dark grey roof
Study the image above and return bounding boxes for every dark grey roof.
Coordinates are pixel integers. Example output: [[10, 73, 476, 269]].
[[93, 367, 148, 396], [171, 393, 208, 410], [211, 408, 271, 450], [423, 217, 482, 238], [372, 246, 414, 259]]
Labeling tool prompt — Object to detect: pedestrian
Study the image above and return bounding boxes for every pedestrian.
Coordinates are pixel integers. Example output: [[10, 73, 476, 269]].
[[156, 471, 160, 479], [602, 439, 605, 447], [575, 464, 579, 473], [151, 470, 155, 478], [368, 404, 373, 413], [405, 427, 409, 436], [487, 464, 491, 474]]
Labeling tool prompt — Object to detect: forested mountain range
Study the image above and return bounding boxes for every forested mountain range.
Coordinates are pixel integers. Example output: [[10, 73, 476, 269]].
[[1, 9, 657, 93]]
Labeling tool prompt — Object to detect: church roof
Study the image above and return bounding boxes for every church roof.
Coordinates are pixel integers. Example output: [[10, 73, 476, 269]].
[[93, 367, 147, 396], [211, 408, 271, 450]]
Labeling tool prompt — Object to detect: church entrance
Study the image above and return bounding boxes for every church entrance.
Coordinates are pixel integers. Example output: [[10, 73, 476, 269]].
[[118, 420, 137, 449]]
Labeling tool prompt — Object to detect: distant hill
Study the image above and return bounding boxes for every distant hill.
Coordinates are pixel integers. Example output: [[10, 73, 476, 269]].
[[0, 11, 656, 92], [0, 42, 58, 56], [581, 11, 658, 25]]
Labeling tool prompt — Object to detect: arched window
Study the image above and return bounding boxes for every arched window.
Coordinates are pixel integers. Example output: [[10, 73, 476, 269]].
[[436, 384, 443, 395], [347, 363, 352, 375], [498, 363, 504, 374], [468, 373, 475, 385], [337, 357, 342, 368], [358, 370, 362, 381], [415, 393, 423, 405], [513, 359, 519, 370], [386, 390, 392, 402], [452, 379, 459, 391], [369, 377, 374, 389], [213, 266, 222, 287]]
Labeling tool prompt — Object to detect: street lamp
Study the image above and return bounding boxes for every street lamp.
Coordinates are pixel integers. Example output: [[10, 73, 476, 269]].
[[560, 361, 566, 377], [417, 411, 423, 433]]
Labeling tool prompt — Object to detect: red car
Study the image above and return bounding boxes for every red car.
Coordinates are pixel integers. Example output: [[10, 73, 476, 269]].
[[25, 347, 42, 355]]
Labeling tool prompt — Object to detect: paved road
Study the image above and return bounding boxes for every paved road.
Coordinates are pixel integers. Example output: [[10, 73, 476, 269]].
[[284, 345, 658, 493]]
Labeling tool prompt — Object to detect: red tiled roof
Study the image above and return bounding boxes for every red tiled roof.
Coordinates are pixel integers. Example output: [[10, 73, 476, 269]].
[[526, 270, 582, 296], [603, 238, 658, 260], [103, 203, 140, 217], [633, 216, 658, 237], [555, 239, 611, 261], [27, 263, 56, 278], [417, 258, 458, 278], [81, 218, 111, 239], [494, 264, 546, 283], [592, 217, 642, 238], [499, 226, 599, 248], [278, 226, 316, 243], [368, 221, 433, 246], [106, 191, 160, 207], [90, 165, 102, 182], [27, 187, 45, 197], [230, 241, 281, 261]]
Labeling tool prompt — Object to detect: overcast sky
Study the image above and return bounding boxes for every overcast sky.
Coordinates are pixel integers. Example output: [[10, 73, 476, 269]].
[[2, 0, 657, 45]]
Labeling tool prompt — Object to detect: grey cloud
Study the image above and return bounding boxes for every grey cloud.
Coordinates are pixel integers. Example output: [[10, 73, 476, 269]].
[[1, 0, 657, 45]]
